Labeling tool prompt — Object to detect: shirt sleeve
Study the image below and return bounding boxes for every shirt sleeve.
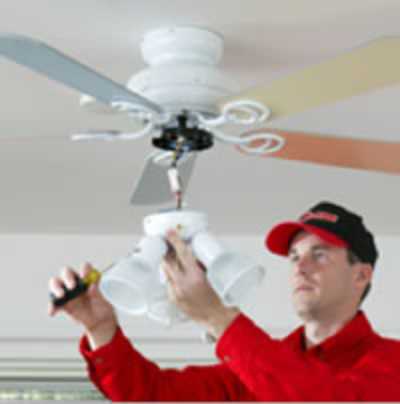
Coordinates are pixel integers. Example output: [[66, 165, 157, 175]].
[[80, 326, 251, 402], [216, 313, 400, 401]]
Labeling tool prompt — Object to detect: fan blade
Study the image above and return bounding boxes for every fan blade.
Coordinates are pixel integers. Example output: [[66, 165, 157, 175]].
[[0, 33, 162, 114], [130, 152, 197, 205], [240, 130, 400, 175], [233, 37, 400, 121]]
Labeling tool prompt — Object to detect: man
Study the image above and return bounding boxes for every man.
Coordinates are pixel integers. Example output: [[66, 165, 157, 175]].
[[48, 201, 400, 401]]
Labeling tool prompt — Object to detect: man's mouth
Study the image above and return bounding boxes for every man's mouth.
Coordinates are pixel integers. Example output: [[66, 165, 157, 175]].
[[294, 285, 314, 293]]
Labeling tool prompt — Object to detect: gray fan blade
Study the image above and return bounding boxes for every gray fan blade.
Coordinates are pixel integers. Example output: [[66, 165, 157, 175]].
[[0, 33, 162, 114], [130, 152, 197, 206]]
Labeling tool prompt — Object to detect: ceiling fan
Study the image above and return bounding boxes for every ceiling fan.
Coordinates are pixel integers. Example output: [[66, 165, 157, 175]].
[[0, 26, 399, 206]]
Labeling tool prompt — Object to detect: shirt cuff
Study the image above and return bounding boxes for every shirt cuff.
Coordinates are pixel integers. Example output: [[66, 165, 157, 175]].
[[80, 326, 129, 376]]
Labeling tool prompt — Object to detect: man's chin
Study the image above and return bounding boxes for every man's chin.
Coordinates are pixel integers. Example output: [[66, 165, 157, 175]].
[[293, 300, 318, 320]]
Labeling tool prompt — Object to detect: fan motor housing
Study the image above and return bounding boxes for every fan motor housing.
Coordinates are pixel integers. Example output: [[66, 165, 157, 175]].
[[128, 26, 238, 116], [152, 125, 214, 152]]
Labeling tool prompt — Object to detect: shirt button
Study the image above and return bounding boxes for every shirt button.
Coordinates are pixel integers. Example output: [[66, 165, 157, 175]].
[[319, 354, 326, 361], [223, 355, 231, 363], [95, 357, 103, 364]]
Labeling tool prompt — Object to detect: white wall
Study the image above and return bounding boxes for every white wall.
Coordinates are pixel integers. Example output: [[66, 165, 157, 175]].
[[0, 233, 399, 379]]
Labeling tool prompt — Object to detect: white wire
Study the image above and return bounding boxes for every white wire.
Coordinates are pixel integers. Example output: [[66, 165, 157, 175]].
[[152, 150, 193, 167], [152, 151, 175, 166]]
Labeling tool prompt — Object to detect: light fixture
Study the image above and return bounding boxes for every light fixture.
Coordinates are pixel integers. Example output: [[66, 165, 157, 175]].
[[99, 210, 266, 326]]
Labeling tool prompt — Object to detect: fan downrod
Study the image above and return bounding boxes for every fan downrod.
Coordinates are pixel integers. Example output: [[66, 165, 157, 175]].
[[152, 114, 214, 152]]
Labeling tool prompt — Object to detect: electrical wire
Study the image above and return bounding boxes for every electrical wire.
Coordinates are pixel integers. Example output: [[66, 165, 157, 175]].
[[169, 137, 188, 211]]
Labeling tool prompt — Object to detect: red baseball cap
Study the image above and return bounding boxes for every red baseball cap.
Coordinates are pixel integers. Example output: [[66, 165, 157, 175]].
[[265, 202, 378, 266]]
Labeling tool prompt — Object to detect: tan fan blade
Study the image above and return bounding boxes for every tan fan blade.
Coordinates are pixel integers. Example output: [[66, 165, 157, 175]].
[[231, 37, 400, 121], [239, 130, 400, 174]]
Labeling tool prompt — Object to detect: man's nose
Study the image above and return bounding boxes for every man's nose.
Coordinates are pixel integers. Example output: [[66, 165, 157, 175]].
[[292, 254, 311, 276]]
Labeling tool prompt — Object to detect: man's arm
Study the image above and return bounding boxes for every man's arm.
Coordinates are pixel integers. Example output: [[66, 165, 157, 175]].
[[49, 263, 249, 401], [81, 325, 252, 402], [162, 230, 241, 337]]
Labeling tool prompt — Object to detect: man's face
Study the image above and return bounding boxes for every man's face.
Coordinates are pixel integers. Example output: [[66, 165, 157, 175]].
[[288, 231, 364, 321]]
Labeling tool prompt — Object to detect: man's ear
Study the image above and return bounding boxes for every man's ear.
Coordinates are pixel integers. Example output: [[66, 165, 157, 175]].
[[355, 263, 373, 289]]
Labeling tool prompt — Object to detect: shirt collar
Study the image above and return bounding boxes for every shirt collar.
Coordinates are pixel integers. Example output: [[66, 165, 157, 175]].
[[285, 311, 376, 359]]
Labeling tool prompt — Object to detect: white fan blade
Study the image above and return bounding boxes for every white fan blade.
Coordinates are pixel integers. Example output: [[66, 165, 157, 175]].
[[0, 33, 163, 114], [130, 151, 197, 205]]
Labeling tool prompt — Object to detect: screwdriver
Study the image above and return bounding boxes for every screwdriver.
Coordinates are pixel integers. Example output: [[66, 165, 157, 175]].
[[49, 269, 101, 308]]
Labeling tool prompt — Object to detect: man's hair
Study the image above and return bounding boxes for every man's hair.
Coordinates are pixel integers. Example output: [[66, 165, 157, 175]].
[[346, 250, 371, 304]]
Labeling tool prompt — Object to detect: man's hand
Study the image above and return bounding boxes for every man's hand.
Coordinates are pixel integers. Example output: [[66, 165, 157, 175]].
[[48, 262, 118, 350], [162, 230, 240, 339]]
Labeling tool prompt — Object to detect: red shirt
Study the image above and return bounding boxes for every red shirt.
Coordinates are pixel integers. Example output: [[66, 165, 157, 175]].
[[80, 311, 400, 401]]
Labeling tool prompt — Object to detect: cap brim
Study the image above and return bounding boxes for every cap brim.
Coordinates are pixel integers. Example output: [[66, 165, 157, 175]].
[[265, 222, 348, 256]]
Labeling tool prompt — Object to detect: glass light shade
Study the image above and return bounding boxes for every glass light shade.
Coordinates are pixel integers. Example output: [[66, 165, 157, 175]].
[[192, 231, 266, 306], [208, 252, 265, 306], [146, 266, 188, 326], [99, 236, 167, 315]]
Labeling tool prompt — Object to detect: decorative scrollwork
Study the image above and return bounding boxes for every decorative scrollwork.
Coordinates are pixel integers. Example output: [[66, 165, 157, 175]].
[[195, 100, 271, 127], [72, 99, 285, 155]]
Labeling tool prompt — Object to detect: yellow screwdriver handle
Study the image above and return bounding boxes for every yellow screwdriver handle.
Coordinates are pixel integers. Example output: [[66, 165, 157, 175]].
[[83, 269, 101, 284]]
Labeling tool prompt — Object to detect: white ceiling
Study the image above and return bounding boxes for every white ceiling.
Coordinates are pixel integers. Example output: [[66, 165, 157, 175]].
[[0, 0, 399, 236]]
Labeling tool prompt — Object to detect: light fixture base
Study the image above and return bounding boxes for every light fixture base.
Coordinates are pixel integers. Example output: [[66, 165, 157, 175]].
[[144, 210, 208, 241]]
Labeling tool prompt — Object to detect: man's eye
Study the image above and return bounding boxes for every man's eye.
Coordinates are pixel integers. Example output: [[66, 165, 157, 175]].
[[289, 255, 299, 263], [313, 251, 328, 260]]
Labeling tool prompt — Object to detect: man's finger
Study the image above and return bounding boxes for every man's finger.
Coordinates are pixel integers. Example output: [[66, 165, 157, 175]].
[[165, 248, 184, 273], [80, 262, 95, 278], [166, 229, 197, 269], [160, 262, 173, 284], [48, 302, 58, 317], [48, 277, 67, 317], [161, 258, 183, 284], [48, 276, 66, 298], [61, 267, 79, 290]]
